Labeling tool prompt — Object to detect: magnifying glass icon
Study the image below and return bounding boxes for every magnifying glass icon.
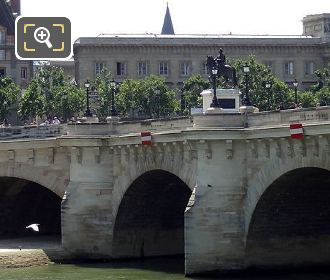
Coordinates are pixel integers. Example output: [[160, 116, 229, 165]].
[[34, 27, 53, 49]]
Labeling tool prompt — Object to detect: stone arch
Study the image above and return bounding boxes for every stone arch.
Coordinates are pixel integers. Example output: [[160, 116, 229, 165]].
[[112, 144, 196, 218], [0, 162, 69, 198], [244, 151, 330, 268], [245, 155, 330, 237], [112, 169, 193, 258], [0, 163, 68, 238]]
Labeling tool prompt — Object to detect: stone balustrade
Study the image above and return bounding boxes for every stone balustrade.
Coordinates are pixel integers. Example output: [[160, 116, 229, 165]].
[[1, 106, 330, 140]]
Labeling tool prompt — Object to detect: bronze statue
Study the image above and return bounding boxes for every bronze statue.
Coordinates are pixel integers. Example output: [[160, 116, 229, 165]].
[[206, 49, 238, 87]]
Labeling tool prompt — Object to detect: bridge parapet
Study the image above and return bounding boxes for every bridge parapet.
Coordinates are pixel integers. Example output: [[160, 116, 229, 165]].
[[0, 124, 64, 139], [193, 106, 330, 128], [66, 116, 192, 136]]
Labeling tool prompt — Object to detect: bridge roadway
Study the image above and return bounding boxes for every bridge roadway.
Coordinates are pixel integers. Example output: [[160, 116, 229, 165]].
[[1, 107, 330, 275]]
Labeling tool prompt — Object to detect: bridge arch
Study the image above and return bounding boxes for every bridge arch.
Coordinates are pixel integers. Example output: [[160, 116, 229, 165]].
[[0, 162, 69, 242], [245, 155, 330, 236], [245, 155, 330, 267], [0, 162, 68, 197], [112, 169, 192, 258]]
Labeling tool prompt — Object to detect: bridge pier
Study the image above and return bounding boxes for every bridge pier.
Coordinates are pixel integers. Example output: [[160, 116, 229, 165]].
[[61, 145, 114, 257], [185, 141, 247, 275]]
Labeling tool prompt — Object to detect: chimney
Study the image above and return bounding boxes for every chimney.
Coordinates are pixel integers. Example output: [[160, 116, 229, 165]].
[[9, 0, 20, 16]]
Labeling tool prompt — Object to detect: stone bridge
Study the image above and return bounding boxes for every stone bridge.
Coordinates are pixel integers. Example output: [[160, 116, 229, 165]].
[[1, 107, 330, 275]]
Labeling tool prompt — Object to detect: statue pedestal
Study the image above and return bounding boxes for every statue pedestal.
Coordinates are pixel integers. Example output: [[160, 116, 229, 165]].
[[201, 88, 241, 113]]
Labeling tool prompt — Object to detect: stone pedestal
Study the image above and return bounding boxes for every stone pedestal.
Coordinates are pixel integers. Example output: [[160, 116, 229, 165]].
[[201, 89, 241, 113]]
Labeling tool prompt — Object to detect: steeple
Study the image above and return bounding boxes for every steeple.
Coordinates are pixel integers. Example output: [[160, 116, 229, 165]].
[[161, 3, 175, 35]]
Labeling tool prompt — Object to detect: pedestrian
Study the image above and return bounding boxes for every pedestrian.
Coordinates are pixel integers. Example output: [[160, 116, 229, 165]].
[[52, 116, 60, 125]]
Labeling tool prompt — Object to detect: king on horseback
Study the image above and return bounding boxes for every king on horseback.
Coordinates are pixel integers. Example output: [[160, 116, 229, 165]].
[[206, 49, 238, 87]]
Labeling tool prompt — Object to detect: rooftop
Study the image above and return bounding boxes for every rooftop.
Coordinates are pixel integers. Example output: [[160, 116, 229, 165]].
[[74, 34, 323, 47]]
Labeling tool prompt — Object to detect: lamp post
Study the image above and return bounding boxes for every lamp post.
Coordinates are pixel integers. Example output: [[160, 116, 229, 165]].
[[293, 79, 298, 106], [84, 80, 92, 117], [243, 65, 252, 106], [210, 68, 220, 107], [110, 80, 117, 116], [265, 81, 272, 111]]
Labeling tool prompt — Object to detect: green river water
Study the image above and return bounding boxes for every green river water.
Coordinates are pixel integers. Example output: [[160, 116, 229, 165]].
[[1, 259, 330, 280]]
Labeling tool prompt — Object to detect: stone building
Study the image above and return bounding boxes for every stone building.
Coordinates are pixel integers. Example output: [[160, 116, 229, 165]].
[[73, 7, 330, 91], [0, 0, 33, 88]]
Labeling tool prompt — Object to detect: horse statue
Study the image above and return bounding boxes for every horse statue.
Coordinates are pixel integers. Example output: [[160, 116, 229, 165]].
[[206, 49, 238, 87]]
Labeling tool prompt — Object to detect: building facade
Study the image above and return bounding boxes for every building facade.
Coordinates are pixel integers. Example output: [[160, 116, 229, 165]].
[[0, 0, 32, 87], [73, 11, 330, 91]]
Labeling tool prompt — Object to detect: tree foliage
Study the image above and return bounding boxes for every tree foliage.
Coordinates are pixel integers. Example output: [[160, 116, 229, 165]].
[[182, 74, 209, 113], [93, 68, 114, 118], [116, 75, 179, 118], [0, 76, 20, 122], [19, 66, 85, 121], [233, 56, 291, 111]]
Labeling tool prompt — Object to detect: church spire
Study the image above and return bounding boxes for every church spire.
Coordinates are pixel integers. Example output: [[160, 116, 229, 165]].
[[161, 3, 175, 35]]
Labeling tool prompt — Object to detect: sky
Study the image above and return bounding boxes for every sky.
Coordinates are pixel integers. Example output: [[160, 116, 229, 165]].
[[21, 0, 330, 41]]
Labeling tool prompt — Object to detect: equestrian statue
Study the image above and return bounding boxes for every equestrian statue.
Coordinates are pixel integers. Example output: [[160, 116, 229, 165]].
[[206, 49, 238, 87]]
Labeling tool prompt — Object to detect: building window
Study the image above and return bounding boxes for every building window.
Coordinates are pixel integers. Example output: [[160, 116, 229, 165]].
[[202, 62, 209, 76], [304, 61, 314, 76], [0, 31, 5, 44], [325, 21, 330, 33], [95, 62, 104, 76], [0, 50, 5, 60], [284, 61, 294, 76], [116, 62, 127, 76], [159, 61, 168, 76], [180, 61, 190, 76], [21, 67, 27, 80], [137, 61, 148, 76]]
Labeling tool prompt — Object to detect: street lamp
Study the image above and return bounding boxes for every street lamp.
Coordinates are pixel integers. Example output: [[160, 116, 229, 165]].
[[110, 79, 117, 116], [264, 81, 272, 111], [210, 68, 220, 108], [293, 79, 298, 106], [243, 65, 252, 106], [84, 80, 92, 117], [155, 89, 160, 118]]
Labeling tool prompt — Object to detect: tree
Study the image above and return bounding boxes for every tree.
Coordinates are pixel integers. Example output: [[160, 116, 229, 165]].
[[93, 68, 114, 119], [316, 87, 330, 106], [182, 75, 209, 114], [295, 91, 318, 108], [19, 79, 44, 121], [0, 76, 20, 122], [116, 75, 179, 118], [312, 68, 330, 92], [233, 56, 291, 111], [19, 66, 85, 122]]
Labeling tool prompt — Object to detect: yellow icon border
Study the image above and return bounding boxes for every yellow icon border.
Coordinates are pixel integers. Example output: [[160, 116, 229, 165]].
[[22, 23, 66, 53]]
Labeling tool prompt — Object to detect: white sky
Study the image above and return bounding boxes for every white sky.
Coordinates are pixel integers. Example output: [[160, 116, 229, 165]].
[[21, 0, 330, 41]]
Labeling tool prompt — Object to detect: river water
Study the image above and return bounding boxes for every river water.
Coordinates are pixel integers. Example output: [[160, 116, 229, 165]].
[[1, 258, 330, 280]]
